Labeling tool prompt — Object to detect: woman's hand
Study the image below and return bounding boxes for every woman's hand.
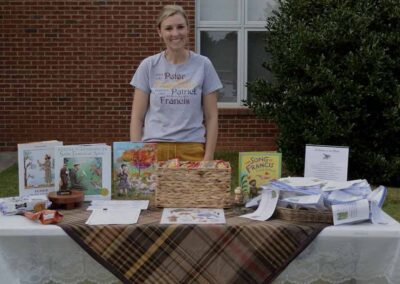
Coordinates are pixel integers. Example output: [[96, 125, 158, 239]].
[[203, 91, 218, 161]]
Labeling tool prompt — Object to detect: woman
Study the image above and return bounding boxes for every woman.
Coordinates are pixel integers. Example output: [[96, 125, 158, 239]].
[[130, 5, 222, 161]]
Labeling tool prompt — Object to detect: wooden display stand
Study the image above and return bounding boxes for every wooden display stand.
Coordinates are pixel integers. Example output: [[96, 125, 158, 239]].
[[48, 190, 85, 210]]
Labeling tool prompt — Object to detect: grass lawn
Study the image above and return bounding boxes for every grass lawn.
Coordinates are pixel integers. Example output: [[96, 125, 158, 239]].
[[1, 152, 399, 222]]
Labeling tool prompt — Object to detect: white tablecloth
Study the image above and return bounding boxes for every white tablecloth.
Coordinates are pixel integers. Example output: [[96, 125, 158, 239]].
[[1, 213, 399, 284]]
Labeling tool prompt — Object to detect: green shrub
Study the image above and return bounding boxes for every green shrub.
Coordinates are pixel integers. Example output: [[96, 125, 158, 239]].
[[246, 0, 400, 186]]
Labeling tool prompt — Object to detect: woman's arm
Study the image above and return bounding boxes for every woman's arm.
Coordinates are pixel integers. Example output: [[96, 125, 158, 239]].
[[130, 88, 149, 141], [203, 92, 219, 161]]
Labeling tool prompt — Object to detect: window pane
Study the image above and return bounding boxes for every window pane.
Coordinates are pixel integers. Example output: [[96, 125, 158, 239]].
[[247, 31, 273, 101], [199, 0, 239, 22], [247, 0, 279, 22], [201, 31, 238, 103]]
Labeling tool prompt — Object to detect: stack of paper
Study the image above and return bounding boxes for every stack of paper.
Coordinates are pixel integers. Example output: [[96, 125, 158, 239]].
[[322, 179, 372, 205], [245, 177, 389, 226], [269, 177, 325, 195]]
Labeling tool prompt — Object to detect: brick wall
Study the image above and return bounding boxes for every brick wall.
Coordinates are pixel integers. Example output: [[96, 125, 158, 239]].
[[0, 0, 277, 152]]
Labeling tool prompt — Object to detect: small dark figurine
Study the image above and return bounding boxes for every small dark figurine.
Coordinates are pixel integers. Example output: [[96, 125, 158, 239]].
[[58, 163, 71, 195], [249, 179, 260, 199], [234, 187, 243, 205]]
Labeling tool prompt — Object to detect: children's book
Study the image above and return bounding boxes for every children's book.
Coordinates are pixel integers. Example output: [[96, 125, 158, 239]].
[[112, 142, 157, 201], [54, 144, 112, 201], [18, 140, 63, 196], [239, 152, 282, 199]]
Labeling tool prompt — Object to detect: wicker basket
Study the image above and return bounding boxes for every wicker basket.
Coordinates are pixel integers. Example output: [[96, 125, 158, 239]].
[[155, 166, 232, 208], [274, 207, 333, 224]]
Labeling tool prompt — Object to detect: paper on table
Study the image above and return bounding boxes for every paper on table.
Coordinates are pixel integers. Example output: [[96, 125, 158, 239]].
[[332, 199, 369, 225], [85, 208, 141, 225], [160, 208, 226, 224], [368, 186, 387, 208], [245, 194, 262, 208], [240, 188, 279, 221], [368, 186, 391, 225], [87, 200, 149, 211]]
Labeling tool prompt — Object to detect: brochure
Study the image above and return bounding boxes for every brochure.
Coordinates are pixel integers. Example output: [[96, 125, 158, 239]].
[[160, 208, 226, 224], [332, 199, 370, 225]]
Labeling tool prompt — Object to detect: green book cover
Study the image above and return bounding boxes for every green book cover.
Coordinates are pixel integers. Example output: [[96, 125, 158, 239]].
[[239, 152, 282, 198]]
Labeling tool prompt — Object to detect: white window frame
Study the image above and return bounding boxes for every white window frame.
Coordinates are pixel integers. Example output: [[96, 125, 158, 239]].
[[196, 0, 269, 108], [197, 0, 241, 27], [196, 28, 243, 108]]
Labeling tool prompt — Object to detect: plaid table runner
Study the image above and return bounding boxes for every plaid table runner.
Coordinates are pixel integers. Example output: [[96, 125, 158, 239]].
[[58, 209, 327, 284]]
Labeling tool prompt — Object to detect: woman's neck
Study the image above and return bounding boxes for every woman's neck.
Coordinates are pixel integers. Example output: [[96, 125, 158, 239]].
[[164, 49, 189, 64]]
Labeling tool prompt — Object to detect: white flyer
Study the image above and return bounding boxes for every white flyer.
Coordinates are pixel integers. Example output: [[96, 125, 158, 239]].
[[86, 208, 141, 225], [240, 188, 279, 221], [87, 200, 149, 211], [304, 144, 349, 181]]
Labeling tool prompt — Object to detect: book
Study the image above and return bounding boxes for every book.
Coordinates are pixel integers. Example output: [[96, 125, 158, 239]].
[[239, 152, 282, 199], [54, 144, 112, 201], [18, 140, 63, 196], [112, 142, 157, 201]]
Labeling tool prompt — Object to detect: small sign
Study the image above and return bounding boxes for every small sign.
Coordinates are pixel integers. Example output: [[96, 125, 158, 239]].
[[304, 144, 349, 181]]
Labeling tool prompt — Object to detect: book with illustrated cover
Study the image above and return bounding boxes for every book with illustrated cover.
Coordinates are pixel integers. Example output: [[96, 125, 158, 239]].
[[18, 140, 63, 196], [54, 144, 112, 201], [112, 142, 157, 201], [239, 152, 282, 199]]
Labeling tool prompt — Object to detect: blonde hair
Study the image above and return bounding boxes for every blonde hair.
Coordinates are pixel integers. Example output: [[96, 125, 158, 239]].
[[157, 5, 188, 29]]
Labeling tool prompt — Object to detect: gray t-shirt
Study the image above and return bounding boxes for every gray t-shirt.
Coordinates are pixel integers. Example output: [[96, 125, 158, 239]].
[[130, 51, 222, 143]]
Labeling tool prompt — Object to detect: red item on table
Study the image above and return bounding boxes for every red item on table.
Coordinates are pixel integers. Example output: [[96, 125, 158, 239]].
[[24, 210, 63, 225]]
